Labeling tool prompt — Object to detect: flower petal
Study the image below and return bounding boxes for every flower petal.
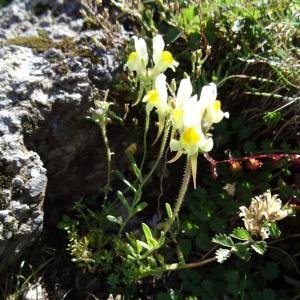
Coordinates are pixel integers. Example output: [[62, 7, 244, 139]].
[[190, 154, 198, 189], [134, 36, 148, 67], [153, 34, 164, 65], [155, 74, 168, 104], [168, 150, 183, 163], [170, 139, 181, 152], [199, 82, 217, 108], [176, 77, 193, 107]]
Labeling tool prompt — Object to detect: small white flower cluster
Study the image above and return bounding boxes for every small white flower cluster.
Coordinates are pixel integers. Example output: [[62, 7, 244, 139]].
[[126, 35, 178, 84], [239, 190, 289, 240], [126, 35, 229, 188]]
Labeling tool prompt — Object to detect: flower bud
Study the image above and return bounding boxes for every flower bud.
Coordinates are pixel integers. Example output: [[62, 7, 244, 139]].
[[229, 161, 242, 172], [191, 52, 197, 65], [205, 45, 212, 56], [246, 158, 263, 170]]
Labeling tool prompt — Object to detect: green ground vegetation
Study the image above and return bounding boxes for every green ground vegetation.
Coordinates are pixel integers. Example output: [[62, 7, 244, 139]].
[[1, 0, 300, 299]]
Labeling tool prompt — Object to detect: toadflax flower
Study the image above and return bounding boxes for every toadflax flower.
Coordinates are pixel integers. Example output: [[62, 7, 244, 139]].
[[143, 74, 170, 142], [170, 93, 213, 188], [200, 83, 229, 129], [170, 77, 193, 133], [126, 36, 148, 78], [152, 35, 179, 76], [126, 34, 179, 106], [239, 190, 289, 240]]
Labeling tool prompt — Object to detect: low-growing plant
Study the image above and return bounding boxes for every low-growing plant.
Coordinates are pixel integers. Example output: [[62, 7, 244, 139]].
[[58, 31, 298, 297]]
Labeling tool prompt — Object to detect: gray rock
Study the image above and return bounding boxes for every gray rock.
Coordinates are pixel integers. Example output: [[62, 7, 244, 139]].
[[0, 0, 129, 273]]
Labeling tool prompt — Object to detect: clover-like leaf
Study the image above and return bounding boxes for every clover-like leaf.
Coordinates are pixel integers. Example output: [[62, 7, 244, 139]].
[[212, 234, 234, 248], [233, 243, 251, 261], [251, 241, 267, 255], [230, 227, 251, 241], [267, 223, 281, 239]]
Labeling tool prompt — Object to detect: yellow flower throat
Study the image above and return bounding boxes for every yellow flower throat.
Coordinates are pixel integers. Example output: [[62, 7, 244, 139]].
[[182, 128, 201, 145]]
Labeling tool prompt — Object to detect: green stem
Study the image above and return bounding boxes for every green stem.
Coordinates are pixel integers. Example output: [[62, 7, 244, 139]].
[[138, 256, 217, 279], [142, 124, 170, 187], [117, 186, 142, 237], [118, 125, 170, 237], [100, 124, 111, 205], [163, 159, 191, 234], [140, 110, 150, 171], [217, 74, 276, 87]]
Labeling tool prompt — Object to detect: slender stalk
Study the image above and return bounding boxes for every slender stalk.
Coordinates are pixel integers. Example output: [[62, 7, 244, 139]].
[[138, 256, 217, 279], [100, 124, 111, 204], [217, 74, 276, 87], [140, 110, 150, 171], [163, 159, 191, 234], [118, 125, 170, 237], [142, 124, 170, 187]]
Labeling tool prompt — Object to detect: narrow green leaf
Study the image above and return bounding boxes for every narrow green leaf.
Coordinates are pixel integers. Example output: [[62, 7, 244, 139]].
[[157, 254, 165, 266], [124, 243, 136, 257], [147, 256, 157, 268], [156, 232, 166, 248], [127, 153, 143, 183], [133, 202, 148, 214], [142, 223, 157, 247], [212, 234, 234, 248], [106, 215, 122, 225], [165, 203, 173, 219], [115, 170, 136, 193], [251, 241, 267, 255], [215, 248, 231, 263], [230, 227, 251, 241], [176, 244, 185, 264], [136, 240, 150, 250], [136, 239, 142, 254], [117, 190, 131, 211]]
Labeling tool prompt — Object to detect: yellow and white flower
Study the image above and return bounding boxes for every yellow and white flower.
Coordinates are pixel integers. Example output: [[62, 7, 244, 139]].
[[171, 77, 193, 132], [143, 74, 170, 142], [152, 35, 179, 76], [199, 83, 229, 128], [170, 96, 213, 188], [126, 36, 148, 78]]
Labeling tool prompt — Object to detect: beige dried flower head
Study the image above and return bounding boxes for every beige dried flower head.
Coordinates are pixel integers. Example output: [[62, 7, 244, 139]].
[[239, 190, 288, 240]]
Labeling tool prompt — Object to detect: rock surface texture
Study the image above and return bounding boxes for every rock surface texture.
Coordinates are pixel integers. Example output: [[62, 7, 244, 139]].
[[0, 0, 128, 273]]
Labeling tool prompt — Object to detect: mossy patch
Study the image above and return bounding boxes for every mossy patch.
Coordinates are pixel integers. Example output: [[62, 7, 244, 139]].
[[6, 31, 100, 64]]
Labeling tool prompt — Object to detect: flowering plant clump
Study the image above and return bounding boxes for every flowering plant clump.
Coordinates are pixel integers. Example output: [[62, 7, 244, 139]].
[[63, 32, 294, 289], [126, 34, 229, 188], [125, 35, 179, 105], [239, 190, 289, 239]]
